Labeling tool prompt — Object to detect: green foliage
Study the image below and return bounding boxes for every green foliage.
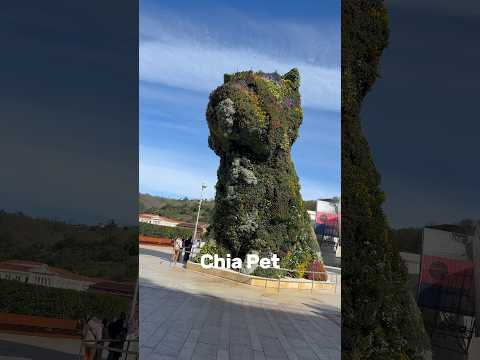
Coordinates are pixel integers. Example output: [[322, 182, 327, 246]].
[[252, 267, 286, 279], [280, 244, 317, 278], [206, 69, 319, 261], [139, 223, 194, 239], [303, 200, 317, 211], [0, 212, 137, 281], [0, 279, 129, 320], [390, 228, 422, 254], [343, 1, 431, 359], [139, 193, 214, 224], [192, 240, 227, 263]]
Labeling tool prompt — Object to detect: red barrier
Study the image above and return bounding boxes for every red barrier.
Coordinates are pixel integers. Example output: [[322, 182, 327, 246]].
[[0, 312, 80, 338], [139, 235, 172, 246]]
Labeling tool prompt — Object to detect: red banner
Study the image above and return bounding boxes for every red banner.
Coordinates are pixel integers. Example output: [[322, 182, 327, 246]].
[[315, 212, 338, 225], [420, 255, 474, 290]]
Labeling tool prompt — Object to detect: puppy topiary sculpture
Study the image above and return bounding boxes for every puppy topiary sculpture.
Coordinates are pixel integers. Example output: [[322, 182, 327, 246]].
[[206, 69, 319, 261]]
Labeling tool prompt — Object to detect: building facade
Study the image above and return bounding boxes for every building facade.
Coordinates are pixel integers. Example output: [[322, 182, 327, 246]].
[[315, 198, 341, 267], [0, 260, 94, 291], [138, 213, 180, 227]]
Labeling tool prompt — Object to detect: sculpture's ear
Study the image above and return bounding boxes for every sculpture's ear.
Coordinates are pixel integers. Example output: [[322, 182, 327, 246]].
[[224, 73, 232, 83], [282, 68, 300, 89]]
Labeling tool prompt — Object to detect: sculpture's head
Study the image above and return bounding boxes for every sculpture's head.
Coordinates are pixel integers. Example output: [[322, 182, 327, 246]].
[[206, 68, 303, 160]]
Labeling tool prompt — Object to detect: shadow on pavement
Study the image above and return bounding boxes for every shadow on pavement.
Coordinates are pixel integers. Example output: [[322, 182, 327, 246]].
[[140, 245, 173, 262]]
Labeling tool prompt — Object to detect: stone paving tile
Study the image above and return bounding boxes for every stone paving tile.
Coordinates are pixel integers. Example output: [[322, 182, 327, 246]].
[[293, 347, 321, 360], [140, 321, 160, 347], [229, 343, 255, 360], [262, 307, 298, 360], [153, 342, 182, 357], [192, 342, 217, 360], [254, 350, 267, 360], [198, 325, 222, 346], [141, 346, 153, 359], [219, 302, 231, 350], [177, 329, 199, 360], [259, 336, 288, 359], [217, 348, 229, 360], [147, 354, 177, 360], [229, 326, 251, 346]]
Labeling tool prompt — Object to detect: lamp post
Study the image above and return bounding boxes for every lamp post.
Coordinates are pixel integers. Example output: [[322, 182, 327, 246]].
[[192, 183, 207, 251]]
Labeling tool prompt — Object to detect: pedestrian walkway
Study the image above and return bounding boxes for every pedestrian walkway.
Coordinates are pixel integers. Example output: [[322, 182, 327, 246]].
[[0, 337, 77, 360], [140, 245, 340, 360]]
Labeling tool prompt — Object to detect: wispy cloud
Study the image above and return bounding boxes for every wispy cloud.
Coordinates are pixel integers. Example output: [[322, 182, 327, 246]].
[[139, 11, 340, 112], [141, 41, 339, 111], [140, 9, 340, 67], [139, 5, 341, 199]]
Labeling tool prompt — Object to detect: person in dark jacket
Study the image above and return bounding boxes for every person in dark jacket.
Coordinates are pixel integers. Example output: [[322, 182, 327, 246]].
[[107, 312, 127, 360], [183, 237, 193, 263]]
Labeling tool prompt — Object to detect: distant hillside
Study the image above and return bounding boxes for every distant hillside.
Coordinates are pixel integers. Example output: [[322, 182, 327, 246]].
[[303, 200, 317, 212], [0, 211, 138, 281], [139, 193, 215, 223], [139, 193, 318, 223]]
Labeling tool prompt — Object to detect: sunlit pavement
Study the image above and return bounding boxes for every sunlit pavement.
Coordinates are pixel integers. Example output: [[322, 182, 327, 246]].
[[140, 244, 340, 360]]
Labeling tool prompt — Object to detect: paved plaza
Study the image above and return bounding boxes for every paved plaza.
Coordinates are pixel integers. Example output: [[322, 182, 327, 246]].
[[140, 245, 340, 360], [0, 335, 78, 360]]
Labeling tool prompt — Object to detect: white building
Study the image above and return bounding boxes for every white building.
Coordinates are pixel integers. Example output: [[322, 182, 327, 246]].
[[400, 251, 421, 275], [138, 213, 180, 227], [0, 260, 95, 291]]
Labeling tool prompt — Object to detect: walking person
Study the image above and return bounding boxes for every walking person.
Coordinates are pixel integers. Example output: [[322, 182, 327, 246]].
[[94, 318, 109, 360], [171, 237, 183, 265], [83, 316, 102, 360], [183, 236, 192, 265], [107, 312, 127, 360]]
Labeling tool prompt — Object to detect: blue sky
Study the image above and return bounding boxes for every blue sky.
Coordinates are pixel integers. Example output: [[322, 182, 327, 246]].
[[140, 0, 340, 200]]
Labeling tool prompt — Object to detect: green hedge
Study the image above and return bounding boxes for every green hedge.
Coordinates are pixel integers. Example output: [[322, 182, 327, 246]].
[[192, 240, 227, 263], [139, 223, 194, 239], [0, 279, 130, 320]]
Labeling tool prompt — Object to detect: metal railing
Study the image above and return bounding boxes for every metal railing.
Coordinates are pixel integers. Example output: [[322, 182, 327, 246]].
[[266, 266, 339, 293], [79, 338, 138, 359]]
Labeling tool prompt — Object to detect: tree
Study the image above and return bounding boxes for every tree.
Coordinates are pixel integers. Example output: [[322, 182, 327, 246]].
[[342, 1, 431, 359]]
